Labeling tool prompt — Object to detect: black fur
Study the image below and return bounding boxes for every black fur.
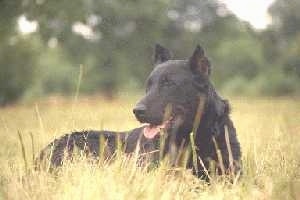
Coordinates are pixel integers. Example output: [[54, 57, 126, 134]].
[[38, 127, 160, 169], [37, 44, 241, 179]]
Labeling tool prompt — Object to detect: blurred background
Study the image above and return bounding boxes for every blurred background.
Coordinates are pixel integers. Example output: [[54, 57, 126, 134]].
[[1, 0, 299, 106]]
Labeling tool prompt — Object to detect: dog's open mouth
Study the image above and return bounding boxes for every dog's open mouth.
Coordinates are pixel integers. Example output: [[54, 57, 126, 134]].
[[139, 104, 185, 139], [143, 116, 175, 139]]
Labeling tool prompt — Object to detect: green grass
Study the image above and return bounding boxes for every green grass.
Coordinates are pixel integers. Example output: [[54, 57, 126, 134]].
[[0, 95, 300, 199]]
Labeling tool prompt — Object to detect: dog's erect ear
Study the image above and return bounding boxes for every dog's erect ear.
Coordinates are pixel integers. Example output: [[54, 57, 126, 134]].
[[154, 44, 172, 65], [189, 45, 211, 76]]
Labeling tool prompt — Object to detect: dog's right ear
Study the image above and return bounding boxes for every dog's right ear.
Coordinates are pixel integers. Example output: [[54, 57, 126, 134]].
[[189, 45, 211, 76], [154, 44, 172, 65]]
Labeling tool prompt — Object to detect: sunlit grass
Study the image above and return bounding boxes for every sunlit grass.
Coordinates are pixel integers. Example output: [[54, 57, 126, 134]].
[[0, 95, 300, 199]]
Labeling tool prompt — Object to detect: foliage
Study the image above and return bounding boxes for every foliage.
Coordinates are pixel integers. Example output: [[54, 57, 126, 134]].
[[267, 0, 300, 79], [0, 36, 37, 105], [0, 1, 37, 105], [0, 0, 300, 104]]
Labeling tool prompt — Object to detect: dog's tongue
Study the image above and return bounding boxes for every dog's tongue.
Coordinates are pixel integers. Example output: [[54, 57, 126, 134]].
[[143, 124, 164, 139]]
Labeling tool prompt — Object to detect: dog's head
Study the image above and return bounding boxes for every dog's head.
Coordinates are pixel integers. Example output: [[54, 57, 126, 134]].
[[133, 44, 212, 139]]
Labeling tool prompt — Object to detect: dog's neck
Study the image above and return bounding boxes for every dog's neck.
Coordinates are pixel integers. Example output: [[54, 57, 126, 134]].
[[198, 84, 228, 137], [177, 83, 228, 142]]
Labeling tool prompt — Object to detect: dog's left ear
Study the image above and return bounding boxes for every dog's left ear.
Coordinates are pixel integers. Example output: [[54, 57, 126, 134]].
[[189, 45, 211, 76], [154, 44, 172, 65]]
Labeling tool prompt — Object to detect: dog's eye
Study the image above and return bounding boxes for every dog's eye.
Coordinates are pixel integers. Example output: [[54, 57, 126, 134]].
[[160, 76, 174, 87]]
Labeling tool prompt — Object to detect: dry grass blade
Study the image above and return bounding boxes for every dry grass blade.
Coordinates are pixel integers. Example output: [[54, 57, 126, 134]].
[[224, 125, 234, 175], [212, 136, 225, 175], [190, 95, 206, 176], [73, 64, 84, 105], [192, 95, 206, 134], [159, 130, 167, 161], [189, 132, 198, 175], [29, 132, 35, 165], [35, 103, 45, 134], [1, 97, 300, 200], [17, 131, 28, 171], [46, 138, 56, 172], [198, 155, 211, 180]]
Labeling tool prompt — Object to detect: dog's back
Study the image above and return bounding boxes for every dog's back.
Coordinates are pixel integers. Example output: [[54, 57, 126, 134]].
[[37, 127, 161, 170]]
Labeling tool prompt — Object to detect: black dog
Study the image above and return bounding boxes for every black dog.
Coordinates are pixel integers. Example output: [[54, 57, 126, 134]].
[[37, 44, 241, 179]]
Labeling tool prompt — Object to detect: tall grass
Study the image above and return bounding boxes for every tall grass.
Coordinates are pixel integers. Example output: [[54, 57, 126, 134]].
[[0, 96, 299, 199]]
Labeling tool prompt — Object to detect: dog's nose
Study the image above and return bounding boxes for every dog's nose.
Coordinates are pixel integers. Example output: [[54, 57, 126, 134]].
[[133, 105, 146, 118]]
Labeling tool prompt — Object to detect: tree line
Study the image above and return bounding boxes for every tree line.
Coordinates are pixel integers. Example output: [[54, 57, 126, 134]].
[[0, 0, 299, 105]]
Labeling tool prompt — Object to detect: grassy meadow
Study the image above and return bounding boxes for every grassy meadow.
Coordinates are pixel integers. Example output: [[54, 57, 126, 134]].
[[0, 95, 300, 200]]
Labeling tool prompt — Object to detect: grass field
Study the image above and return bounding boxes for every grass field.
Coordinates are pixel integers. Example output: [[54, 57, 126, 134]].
[[0, 95, 300, 200]]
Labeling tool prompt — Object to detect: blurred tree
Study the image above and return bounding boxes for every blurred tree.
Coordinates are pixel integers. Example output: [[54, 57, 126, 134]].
[[22, 0, 172, 96], [0, 37, 38, 105], [23, 0, 258, 95], [0, 1, 37, 105], [268, 0, 300, 77], [1, 0, 299, 105], [269, 0, 300, 39]]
